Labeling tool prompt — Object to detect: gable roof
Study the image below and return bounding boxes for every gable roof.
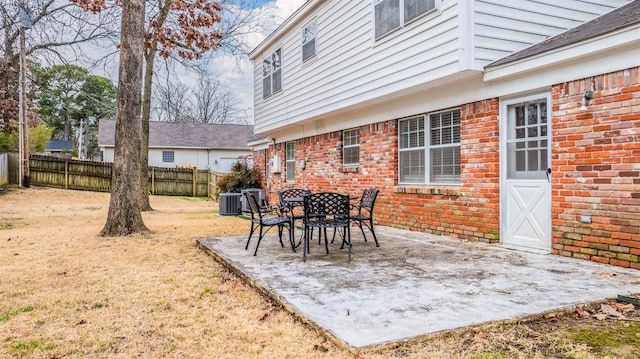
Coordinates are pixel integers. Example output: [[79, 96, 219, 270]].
[[98, 119, 264, 150], [490, 0, 640, 67]]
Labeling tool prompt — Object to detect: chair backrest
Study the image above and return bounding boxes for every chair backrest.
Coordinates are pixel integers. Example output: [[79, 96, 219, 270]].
[[243, 192, 262, 220], [278, 188, 311, 206], [359, 188, 380, 211], [304, 192, 349, 219]]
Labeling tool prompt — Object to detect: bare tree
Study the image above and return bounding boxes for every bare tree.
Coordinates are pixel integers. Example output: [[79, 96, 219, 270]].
[[100, 0, 148, 236], [152, 78, 193, 122], [194, 74, 240, 124]]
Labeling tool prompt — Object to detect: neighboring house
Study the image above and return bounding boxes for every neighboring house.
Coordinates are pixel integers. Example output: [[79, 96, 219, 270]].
[[250, 0, 640, 268], [44, 140, 74, 155], [98, 119, 263, 172]]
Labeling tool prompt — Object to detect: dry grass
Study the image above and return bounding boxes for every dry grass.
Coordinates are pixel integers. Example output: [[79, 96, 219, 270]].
[[1, 186, 638, 359]]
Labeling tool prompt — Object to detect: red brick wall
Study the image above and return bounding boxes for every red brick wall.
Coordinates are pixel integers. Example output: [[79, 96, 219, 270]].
[[552, 67, 640, 268], [260, 100, 501, 243], [252, 67, 640, 269]]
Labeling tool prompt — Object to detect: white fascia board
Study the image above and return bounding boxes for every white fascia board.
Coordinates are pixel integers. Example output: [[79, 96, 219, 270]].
[[249, 0, 326, 60], [248, 138, 271, 150], [484, 24, 640, 82]]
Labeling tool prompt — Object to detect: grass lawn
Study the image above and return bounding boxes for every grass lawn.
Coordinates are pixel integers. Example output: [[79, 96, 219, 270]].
[[1, 186, 638, 358]]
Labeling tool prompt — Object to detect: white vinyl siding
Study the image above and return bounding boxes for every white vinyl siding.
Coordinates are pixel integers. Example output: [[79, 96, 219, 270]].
[[343, 128, 360, 166], [302, 21, 317, 62], [286, 141, 295, 182], [253, 0, 460, 134], [252, 0, 628, 134], [399, 109, 460, 184]]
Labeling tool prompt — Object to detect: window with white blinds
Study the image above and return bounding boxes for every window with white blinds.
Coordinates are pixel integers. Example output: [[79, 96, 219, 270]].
[[375, 0, 436, 39], [399, 109, 461, 184]]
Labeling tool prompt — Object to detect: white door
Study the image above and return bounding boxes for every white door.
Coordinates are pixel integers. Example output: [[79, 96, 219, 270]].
[[501, 94, 552, 253]]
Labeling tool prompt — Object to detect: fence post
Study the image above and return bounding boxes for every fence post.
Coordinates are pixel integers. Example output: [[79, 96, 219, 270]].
[[65, 158, 69, 189], [151, 167, 155, 195], [192, 167, 196, 197]]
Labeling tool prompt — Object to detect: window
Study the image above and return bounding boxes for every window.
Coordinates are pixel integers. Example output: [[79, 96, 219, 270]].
[[398, 109, 460, 184], [286, 141, 295, 182], [262, 48, 282, 98], [507, 100, 549, 179], [302, 21, 316, 62], [343, 128, 360, 166], [162, 151, 175, 163], [375, 0, 436, 39]]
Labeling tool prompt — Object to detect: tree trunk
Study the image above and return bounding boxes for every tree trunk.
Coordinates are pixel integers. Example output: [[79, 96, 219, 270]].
[[139, 49, 155, 212], [101, 0, 149, 236], [139, 0, 169, 212]]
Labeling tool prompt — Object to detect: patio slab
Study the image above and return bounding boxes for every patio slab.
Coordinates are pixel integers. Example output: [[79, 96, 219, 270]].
[[197, 226, 640, 349]]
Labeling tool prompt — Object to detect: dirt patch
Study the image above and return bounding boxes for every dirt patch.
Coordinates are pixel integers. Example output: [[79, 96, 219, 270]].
[[1, 186, 639, 358]]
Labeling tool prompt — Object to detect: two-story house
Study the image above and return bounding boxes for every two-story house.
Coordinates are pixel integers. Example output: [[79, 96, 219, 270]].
[[249, 0, 640, 268]]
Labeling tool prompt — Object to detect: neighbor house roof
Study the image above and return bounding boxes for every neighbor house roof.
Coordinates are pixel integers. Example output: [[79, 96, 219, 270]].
[[45, 140, 73, 151], [98, 119, 264, 150], [490, 0, 640, 67]]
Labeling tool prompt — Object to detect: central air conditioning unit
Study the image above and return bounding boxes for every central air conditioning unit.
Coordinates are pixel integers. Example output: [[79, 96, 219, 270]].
[[241, 188, 266, 213], [270, 155, 282, 173], [218, 193, 241, 216]]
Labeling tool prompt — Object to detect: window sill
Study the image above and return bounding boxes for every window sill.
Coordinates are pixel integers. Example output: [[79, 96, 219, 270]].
[[393, 185, 461, 197], [339, 166, 359, 173]]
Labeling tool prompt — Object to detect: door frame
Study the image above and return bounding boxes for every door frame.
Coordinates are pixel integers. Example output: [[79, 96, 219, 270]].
[[499, 92, 553, 254]]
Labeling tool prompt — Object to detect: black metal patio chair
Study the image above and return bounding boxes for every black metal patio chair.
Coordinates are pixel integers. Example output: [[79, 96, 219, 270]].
[[278, 188, 311, 246], [349, 188, 380, 247], [244, 192, 293, 256], [302, 192, 352, 262]]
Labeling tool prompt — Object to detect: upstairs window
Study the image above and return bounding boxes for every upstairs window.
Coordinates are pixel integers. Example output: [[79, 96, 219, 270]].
[[343, 128, 360, 166], [398, 108, 460, 184], [286, 141, 295, 182], [375, 0, 436, 39], [262, 48, 282, 98], [302, 21, 316, 62]]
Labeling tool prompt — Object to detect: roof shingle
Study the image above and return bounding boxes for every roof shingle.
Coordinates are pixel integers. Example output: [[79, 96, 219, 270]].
[[98, 119, 264, 149]]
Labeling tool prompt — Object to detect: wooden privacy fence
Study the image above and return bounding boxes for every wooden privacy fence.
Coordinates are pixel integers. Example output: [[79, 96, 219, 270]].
[[29, 155, 226, 197]]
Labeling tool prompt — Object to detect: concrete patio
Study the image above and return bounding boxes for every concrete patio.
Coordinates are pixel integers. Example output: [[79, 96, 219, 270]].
[[197, 226, 640, 349]]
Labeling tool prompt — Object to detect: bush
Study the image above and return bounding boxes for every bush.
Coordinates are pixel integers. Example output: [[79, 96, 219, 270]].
[[214, 160, 263, 199]]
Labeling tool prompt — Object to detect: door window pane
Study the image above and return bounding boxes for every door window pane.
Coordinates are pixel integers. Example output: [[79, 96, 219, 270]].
[[507, 99, 549, 179]]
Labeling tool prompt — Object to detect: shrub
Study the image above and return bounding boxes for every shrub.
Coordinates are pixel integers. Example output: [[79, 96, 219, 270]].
[[214, 160, 263, 199]]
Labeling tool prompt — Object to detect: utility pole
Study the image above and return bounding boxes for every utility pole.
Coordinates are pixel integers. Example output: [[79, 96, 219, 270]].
[[78, 117, 84, 159], [19, 3, 32, 187]]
